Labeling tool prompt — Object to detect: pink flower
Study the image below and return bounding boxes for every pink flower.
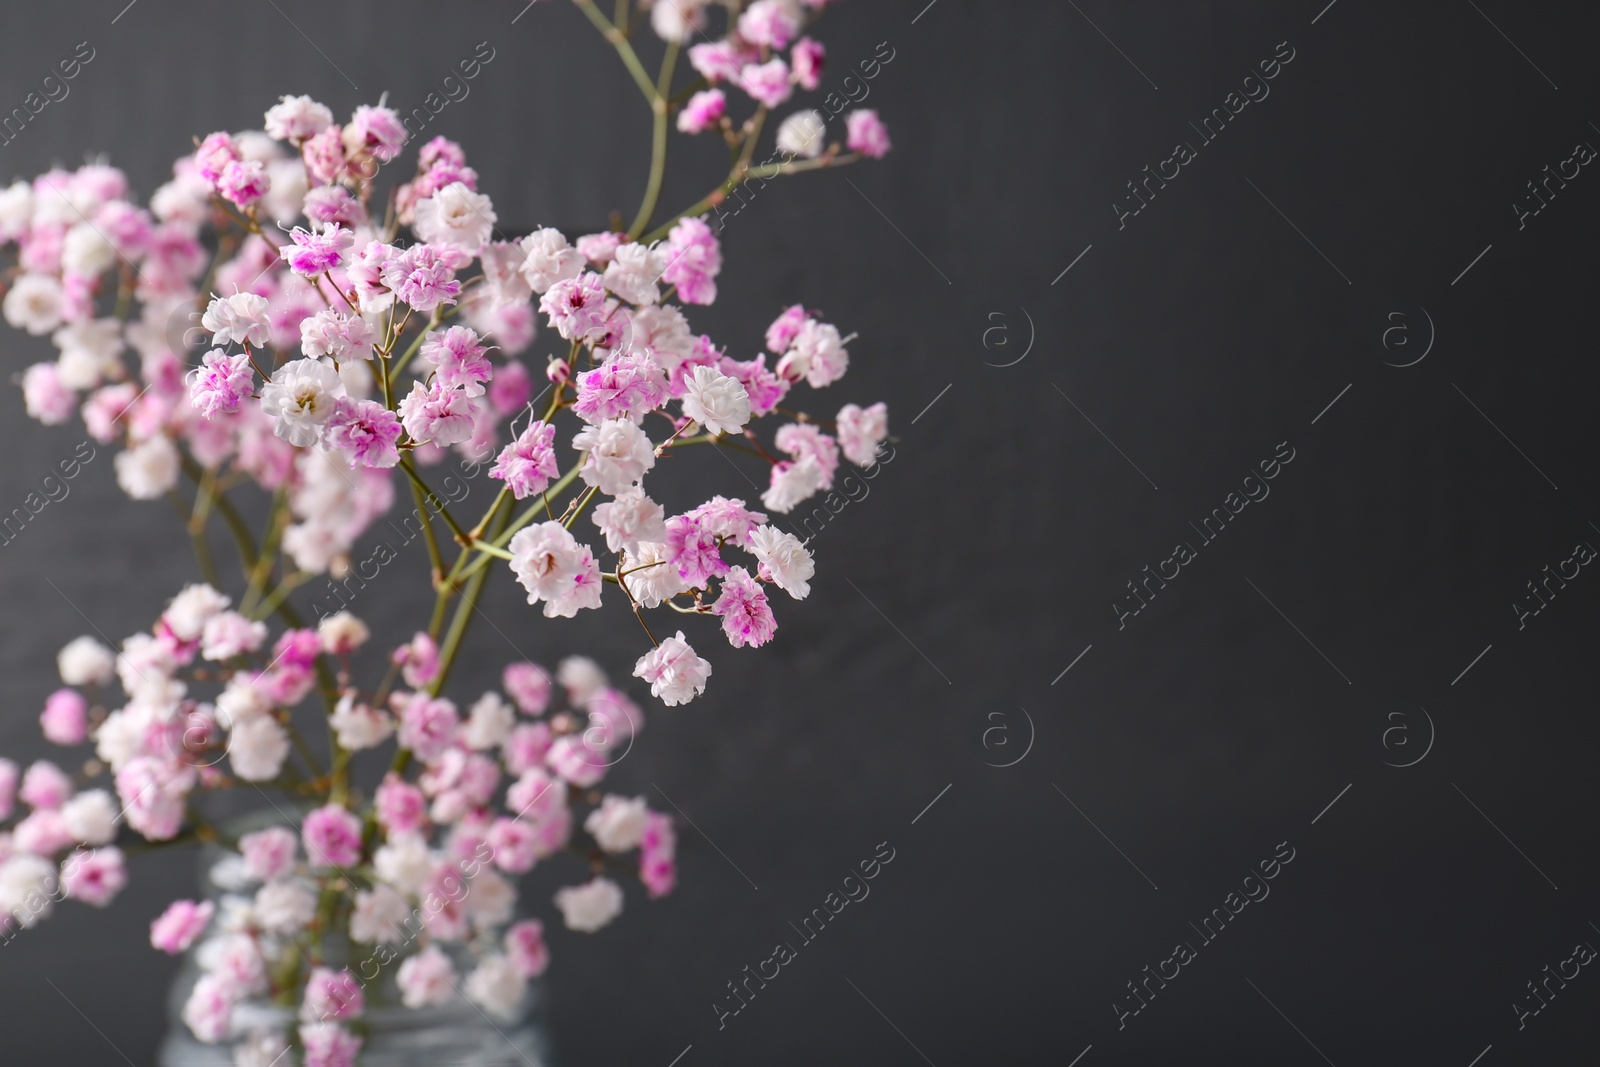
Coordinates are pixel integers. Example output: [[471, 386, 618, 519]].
[[689, 495, 767, 548], [487, 817, 540, 874], [761, 455, 825, 513], [397, 694, 459, 764], [183, 974, 236, 1044], [375, 774, 428, 834], [765, 303, 809, 353], [633, 631, 712, 706], [194, 132, 240, 185], [303, 185, 367, 226], [501, 662, 552, 717], [791, 37, 826, 90], [642, 852, 677, 898], [300, 1022, 363, 1067], [302, 967, 365, 1022], [775, 422, 840, 488], [325, 398, 402, 468], [664, 513, 729, 586], [505, 919, 550, 978], [60, 846, 127, 907], [720, 353, 789, 417], [490, 421, 559, 500], [572, 354, 667, 424], [264, 94, 334, 143], [347, 239, 398, 312], [420, 325, 493, 396], [0, 759, 16, 820], [188, 350, 253, 419], [488, 359, 534, 417], [397, 945, 456, 1009], [539, 272, 610, 342], [380, 243, 461, 312], [304, 124, 349, 185], [740, 0, 802, 49], [151, 898, 215, 954], [21, 363, 75, 424], [398, 379, 476, 446], [279, 223, 354, 276], [508, 522, 603, 618], [836, 401, 889, 466], [713, 566, 777, 648], [21, 760, 72, 810], [740, 59, 794, 108], [239, 826, 298, 882], [846, 109, 893, 159], [346, 104, 408, 162], [303, 805, 363, 869], [662, 217, 722, 306], [40, 689, 88, 746], [502, 722, 554, 775], [575, 231, 625, 266], [546, 735, 607, 787], [392, 632, 440, 689], [677, 89, 726, 134], [689, 40, 745, 84], [217, 159, 270, 209]]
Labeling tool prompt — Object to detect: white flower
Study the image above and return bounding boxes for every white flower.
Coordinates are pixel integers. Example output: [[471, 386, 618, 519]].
[[602, 242, 665, 306], [519, 227, 585, 293], [553, 877, 624, 933], [115, 436, 181, 500], [318, 611, 370, 655], [374, 832, 433, 895], [182, 974, 236, 1044], [627, 304, 695, 375], [584, 795, 650, 853], [216, 677, 271, 725], [253, 880, 317, 936], [651, 0, 708, 41], [776, 109, 827, 159], [621, 542, 688, 609], [465, 954, 527, 1018], [572, 418, 655, 495], [556, 656, 609, 706], [836, 401, 889, 466], [58, 636, 115, 686], [200, 611, 268, 661], [3, 274, 64, 336], [397, 945, 456, 1008], [465, 868, 516, 927], [61, 221, 118, 277], [233, 1031, 291, 1067], [329, 694, 393, 751], [462, 692, 515, 751], [508, 522, 602, 617], [349, 884, 411, 945], [201, 292, 271, 348], [593, 489, 666, 555], [264, 94, 333, 142], [632, 631, 711, 706], [164, 583, 231, 642], [0, 180, 33, 240], [196, 933, 268, 997], [228, 716, 290, 782], [681, 365, 751, 436], [62, 790, 118, 846], [259, 357, 345, 446], [0, 854, 58, 927], [748, 525, 814, 599], [791, 319, 849, 387], [52, 319, 124, 390], [415, 181, 497, 254], [760, 455, 825, 514]]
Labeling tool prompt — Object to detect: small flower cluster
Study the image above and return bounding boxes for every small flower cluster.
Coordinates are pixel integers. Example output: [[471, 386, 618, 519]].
[[0, 0, 888, 1060]]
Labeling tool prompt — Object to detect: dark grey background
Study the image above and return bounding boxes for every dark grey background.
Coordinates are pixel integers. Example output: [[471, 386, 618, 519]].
[[2, 1, 1598, 1063]]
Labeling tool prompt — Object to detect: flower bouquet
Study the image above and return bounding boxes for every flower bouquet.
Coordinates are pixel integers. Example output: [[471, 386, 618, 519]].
[[0, 1, 891, 1062]]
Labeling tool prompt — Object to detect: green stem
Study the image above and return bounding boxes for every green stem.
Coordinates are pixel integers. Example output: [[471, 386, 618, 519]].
[[574, 0, 658, 103], [629, 40, 679, 238], [398, 457, 470, 546]]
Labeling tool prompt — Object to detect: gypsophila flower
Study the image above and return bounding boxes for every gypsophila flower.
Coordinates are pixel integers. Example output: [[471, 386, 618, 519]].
[[594, 489, 667, 555], [189, 350, 254, 418], [380, 243, 461, 313], [748, 525, 814, 599], [682, 365, 751, 436], [324, 397, 402, 468], [264, 94, 334, 142], [836, 401, 889, 466], [420, 325, 494, 396], [846, 109, 893, 159], [713, 566, 778, 648], [398, 379, 475, 446], [792, 37, 826, 90], [633, 631, 712, 706], [553, 877, 624, 933], [661, 217, 722, 305], [740, 58, 794, 108], [115, 436, 181, 500], [397, 945, 456, 1008], [260, 357, 345, 446], [202, 291, 271, 348], [58, 635, 115, 686], [573, 418, 656, 495], [573, 353, 667, 425], [151, 899, 215, 954], [509, 522, 603, 618], [490, 421, 559, 500], [678, 89, 726, 133], [414, 181, 497, 254], [777, 109, 828, 159]]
